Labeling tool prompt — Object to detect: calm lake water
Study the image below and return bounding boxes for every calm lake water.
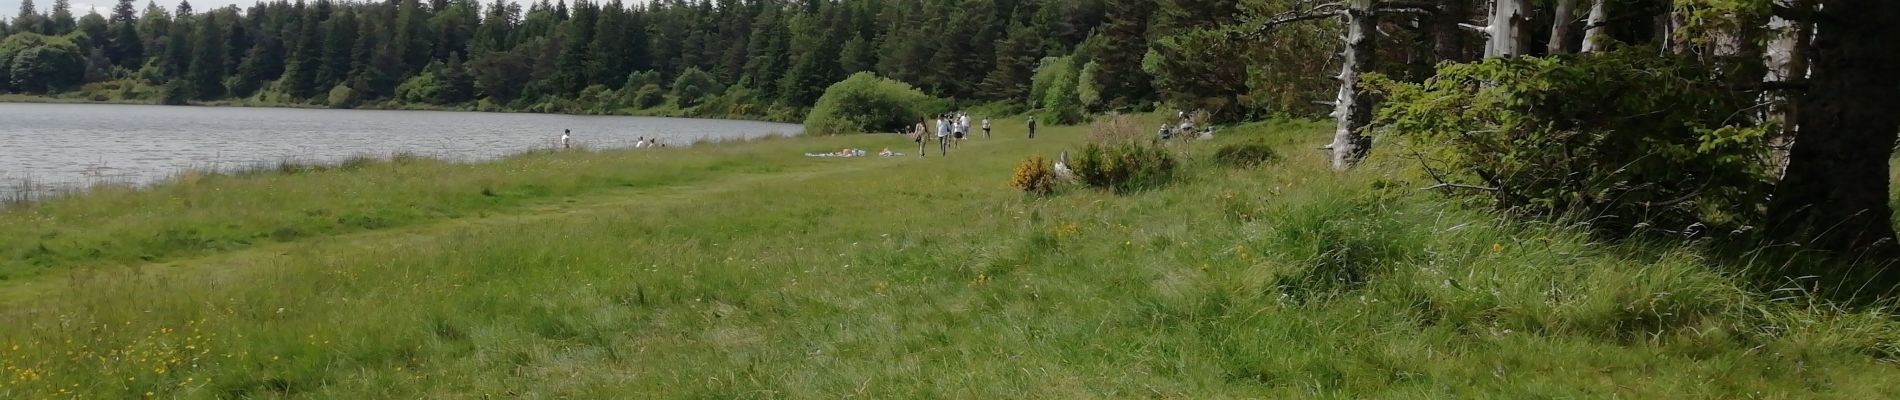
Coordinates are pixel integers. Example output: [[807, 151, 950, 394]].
[[0, 103, 801, 197]]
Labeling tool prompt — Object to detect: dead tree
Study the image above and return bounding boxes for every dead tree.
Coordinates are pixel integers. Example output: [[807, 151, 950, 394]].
[[1761, 0, 1811, 178], [1549, 0, 1580, 54], [1462, 0, 1527, 57], [1580, 0, 1610, 52], [1248, 0, 1439, 170]]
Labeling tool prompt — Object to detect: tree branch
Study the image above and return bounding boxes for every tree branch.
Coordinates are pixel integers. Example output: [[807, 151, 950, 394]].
[[1423, 183, 1501, 192], [1377, 0, 1437, 11], [1244, 2, 1347, 39]]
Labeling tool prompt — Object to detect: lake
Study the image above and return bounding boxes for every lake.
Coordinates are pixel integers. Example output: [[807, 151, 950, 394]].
[[0, 103, 801, 198]]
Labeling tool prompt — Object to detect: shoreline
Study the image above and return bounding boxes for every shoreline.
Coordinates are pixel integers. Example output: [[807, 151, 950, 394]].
[[1, 134, 796, 206], [0, 94, 802, 124]]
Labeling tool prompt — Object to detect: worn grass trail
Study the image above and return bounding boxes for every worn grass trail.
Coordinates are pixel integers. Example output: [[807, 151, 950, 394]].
[[1, 119, 1897, 398]]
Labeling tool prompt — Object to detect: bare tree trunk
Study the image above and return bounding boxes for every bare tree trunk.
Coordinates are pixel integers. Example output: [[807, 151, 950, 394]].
[[1433, 0, 1470, 63], [1465, 0, 1526, 58], [1664, 4, 1690, 54], [1580, 0, 1609, 52], [1768, 0, 1900, 259], [1330, 0, 1377, 170], [1549, 0, 1579, 54], [1762, 0, 1811, 178]]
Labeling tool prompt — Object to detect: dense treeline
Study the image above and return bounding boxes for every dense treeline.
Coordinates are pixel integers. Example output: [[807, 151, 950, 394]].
[[0, 0, 1345, 120]]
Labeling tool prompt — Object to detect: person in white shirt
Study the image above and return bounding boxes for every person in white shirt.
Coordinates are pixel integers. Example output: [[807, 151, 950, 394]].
[[957, 113, 971, 146], [936, 115, 951, 155], [560, 129, 572, 149]]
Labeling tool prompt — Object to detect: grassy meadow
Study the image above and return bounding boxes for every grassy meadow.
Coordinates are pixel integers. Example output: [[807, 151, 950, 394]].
[[1, 116, 1898, 398]]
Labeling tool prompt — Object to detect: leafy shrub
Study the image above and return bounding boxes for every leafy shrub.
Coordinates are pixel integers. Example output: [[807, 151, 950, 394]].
[[803, 72, 944, 135], [623, 70, 661, 91], [394, 72, 444, 104], [1009, 156, 1059, 196], [1027, 56, 1068, 108], [628, 83, 664, 109], [1371, 48, 1772, 235], [1213, 142, 1279, 168], [1070, 141, 1177, 193], [325, 84, 358, 109], [1041, 69, 1087, 125], [0, 33, 86, 93], [690, 85, 765, 118], [157, 79, 191, 105], [670, 67, 721, 108]]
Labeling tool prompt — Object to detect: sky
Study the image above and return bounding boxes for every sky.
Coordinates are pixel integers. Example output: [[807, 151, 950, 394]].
[[4, 0, 248, 22], [3, 0, 537, 23]]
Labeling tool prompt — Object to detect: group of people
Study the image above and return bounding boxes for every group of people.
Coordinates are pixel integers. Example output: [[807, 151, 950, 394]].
[[911, 112, 998, 156], [556, 129, 665, 150], [1158, 110, 1213, 141]]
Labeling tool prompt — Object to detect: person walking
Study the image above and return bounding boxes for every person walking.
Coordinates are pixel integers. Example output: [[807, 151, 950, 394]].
[[981, 117, 991, 138], [914, 118, 929, 156], [957, 113, 971, 146], [560, 129, 572, 150], [1027, 116, 1037, 139], [936, 114, 951, 155]]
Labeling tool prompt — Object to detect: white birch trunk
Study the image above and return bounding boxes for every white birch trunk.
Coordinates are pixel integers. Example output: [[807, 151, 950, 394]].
[[1762, 0, 1810, 179], [1580, 0, 1608, 52], [1548, 0, 1579, 54], [1481, 0, 1526, 58], [1329, 0, 1376, 170]]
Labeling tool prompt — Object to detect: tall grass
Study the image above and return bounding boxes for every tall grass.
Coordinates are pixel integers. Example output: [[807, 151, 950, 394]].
[[0, 135, 813, 281], [0, 117, 1894, 397]]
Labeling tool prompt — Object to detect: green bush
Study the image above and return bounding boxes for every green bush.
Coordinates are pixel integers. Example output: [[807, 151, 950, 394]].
[[689, 85, 766, 118], [623, 70, 661, 90], [1009, 156, 1059, 196], [1372, 48, 1772, 235], [1070, 141, 1177, 193], [394, 72, 444, 104], [1031, 56, 1086, 125], [0, 33, 86, 93], [157, 79, 191, 105], [628, 84, 664, 109], [1212, 142, 1279, 168], [670, 67, 720, 108], [1028, 56, 1070, 108], [802, 72, 944, 135], [326, 84, 358, 109]]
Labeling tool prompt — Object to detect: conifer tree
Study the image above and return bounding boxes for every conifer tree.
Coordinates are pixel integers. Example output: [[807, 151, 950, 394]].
[[316, 9, 357, 88], [278, 2, 322, 99], [1086, 0, 1153, 110], [186, 12, 227, 99], [15, 0, 46, 35], [586, 0, 633, 89], [977, 21, 1038, 102], [49, 0, 76, 35], [108, 0, 144, 67]]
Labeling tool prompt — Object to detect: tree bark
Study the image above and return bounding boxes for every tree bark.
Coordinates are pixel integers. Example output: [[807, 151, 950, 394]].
[[1480, 0, 1525, 57], [1768, 0, 1900, 256], [1548, 0, 1579, 54], [1664, 4, 1690, 54], [1432, 0, 1469, 63], [1762, 0, 1810, 178], [1580, 0, 1608, 52], [1329, 0, 1376, 170]]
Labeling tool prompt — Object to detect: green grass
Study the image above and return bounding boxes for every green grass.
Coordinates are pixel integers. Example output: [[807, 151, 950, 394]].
[[0, 117, 1896, 398]]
